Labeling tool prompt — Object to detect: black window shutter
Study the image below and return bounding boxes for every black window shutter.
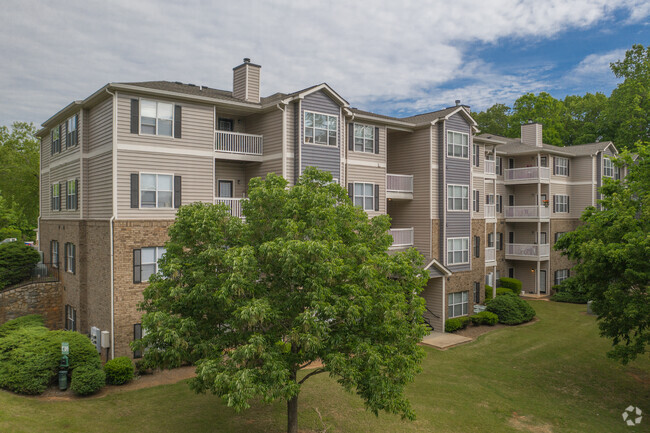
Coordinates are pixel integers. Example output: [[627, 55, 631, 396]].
[[374, 127, 379, 154], [553, 195, 556, 213], [50, 185, 54, 210], [174, 105, 182, 138], [174, 175, 182, 208], [498, 233, 503, 250], [51, 130, 55, 155], [130, 99, 139, 134], [72, 308, 76, 331], [74, 114, 79, 146], [62, 122, 67, 149], [130, 173, 139, 208], [50, 240, 53, 264], [567, 160, 570, 176], [75, 178, 79, 210], [62, 181, 67, 210], [567, 196, 570, 213], [133, 249, 141, 283], [553, 157, 556, 175], [64, 243, 68, 271], [348, 123, 354, 151], [71, 245, 76, 274], [58, 125, 62, 152], [374, 184, 379, 211], [348, 183, 353, 202]]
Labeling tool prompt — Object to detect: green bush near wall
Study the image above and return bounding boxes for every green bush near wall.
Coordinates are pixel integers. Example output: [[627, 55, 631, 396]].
[[104, 357, 135, 385], [499, 277, 522, 295], [485, 285, 494, 301], [0, 242, 40, 289], [445, 316, 471, 332], [71, 365, 105, 396], [486, 294, 536, 325]]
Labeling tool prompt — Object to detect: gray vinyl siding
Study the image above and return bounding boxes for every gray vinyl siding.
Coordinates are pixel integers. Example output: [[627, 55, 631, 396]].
[[300, 90, 341, 180], [421, 278, 444, 331], [293, 102, 300, 184], [232, 66, 247, 101], [215, 160, 247, 198], [596, 153, 602, 201], [86, 151, 113, 219], [285, 102, 295, 184], [116, 150, 213, 218], [244, 108, 283, 181], [247, 66, 261, 102], [40, 170, 50, 219], [47, 159, 81, 219], [88, 97, 113, 152]]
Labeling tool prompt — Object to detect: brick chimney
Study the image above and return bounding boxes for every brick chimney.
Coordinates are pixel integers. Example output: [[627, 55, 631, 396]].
[[232, 58, 261, 103], [521, 121, 542, 147]]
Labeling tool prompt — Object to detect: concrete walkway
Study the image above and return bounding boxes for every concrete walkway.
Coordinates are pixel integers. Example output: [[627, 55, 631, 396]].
[[420, 331, 473, 350]]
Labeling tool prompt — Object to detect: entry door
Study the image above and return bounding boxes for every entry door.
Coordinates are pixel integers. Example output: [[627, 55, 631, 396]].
[[218, 180, 233, 198], [539, 270, 547, 294]]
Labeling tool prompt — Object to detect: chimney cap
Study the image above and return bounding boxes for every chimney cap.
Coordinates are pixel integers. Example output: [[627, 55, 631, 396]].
[[455, 99, 461, 106], [243, 57, 251, 63]]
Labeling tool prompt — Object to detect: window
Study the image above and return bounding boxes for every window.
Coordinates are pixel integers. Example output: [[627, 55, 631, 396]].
[[496, 232, 503, 250], [539, 232, 548, 244], [447, 131, 468, 158], [473, 144, 480, 167], [496, 157, 503, 175], [472, 189, 480, 212], [487, 232, 494, 248], [51, 126, 61, 154], [554, 157, 569, 176], [64, 243, 76, 274], [133, 246, 166, 283], [304, 111, 337, 146], [354, 124, 374, 152], [447, 237, 469, 265], [508, 267, 514, 278], [508, 231, 515, 244], [447, 185, 469, 211], [66, 179, 77, 210], [51, 240, 59, 267], [354, 183, 375, 211], [447, 291, 468, 318], [218, 118, 234, 131], [554, 269, 570, 286], [540, 156, 548, 167], [496, 195, 503, 213], [473, 236, 481, 258], [554, 232, 566, 243], [51, 183, 61, 211], [140, 100, 173, 136], [554, 195, 569, 213], [140, 173, 173, 208], [217, 180, 233, 198], [65, 305, 76, 331], [603, 157, 614, 178], [66, 115, 78, 147], [508, 158, 515, 169], [474, 282, 481, 304]]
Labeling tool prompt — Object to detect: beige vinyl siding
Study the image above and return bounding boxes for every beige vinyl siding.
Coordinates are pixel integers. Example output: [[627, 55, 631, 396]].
[[244, 109, 283, 181], [233, 67, 247, 101], [347, 165, 386, 216], [215, 161, 247, 198], [41, 132, 52, 170], [512, 262, 544, 292], [247, 66, 260, 102], [88, 97, 113, 153], [421, 278, 444, 331], [116, 92, 214, 152], [387, 128, 431, 260], [507, 184, 539, 206], [48, 159, 81, 218], [570, 184, 591, 218], [430, 126, 439, 219], [116, 150, 212, 218], [216, 112, 246, 133], [570, 155, 592, 182], [471, 176, 484, 219], [86, 151, 113, 218], [347, 122, 387, 165], [550, 183, 571, 219], [40, 170, 50, 219]]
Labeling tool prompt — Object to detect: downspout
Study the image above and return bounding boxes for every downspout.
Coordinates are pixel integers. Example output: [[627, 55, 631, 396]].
[[105, 87, 117, 360], [348, 112, 355, 187], [276, 103, 286, 179]]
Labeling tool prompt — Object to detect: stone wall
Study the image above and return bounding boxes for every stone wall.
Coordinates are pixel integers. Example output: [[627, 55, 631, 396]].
[[0, 281, 63, 329]]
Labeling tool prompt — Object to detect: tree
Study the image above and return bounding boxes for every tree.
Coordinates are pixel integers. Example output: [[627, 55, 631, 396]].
[[134, 168, 429, 433], [473, 103, 513, 137], [555, 143, 650, 363], [510, 92, 568, 146], [563, 92, 610, 146], [606, 44, 650, 150], [0, 122, 40, 232]]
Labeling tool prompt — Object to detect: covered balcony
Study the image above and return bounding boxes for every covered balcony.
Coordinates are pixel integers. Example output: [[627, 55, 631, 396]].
[[214, 197, 245, 220], [388, 228, 414, 249], [505, 243, 550, 260], [485, 247, 496, 266], [484, 204, 496, 220], [504, 205, 550, 221], [504, 167, 550, 184], [214, 131, 263, 161], [484, 159, 496, 176], [386, 174, 413, 200]]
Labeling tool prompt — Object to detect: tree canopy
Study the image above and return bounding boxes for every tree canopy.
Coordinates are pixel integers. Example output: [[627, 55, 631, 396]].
[[555, 143, 650, 364], [133, 168, 429, 433]]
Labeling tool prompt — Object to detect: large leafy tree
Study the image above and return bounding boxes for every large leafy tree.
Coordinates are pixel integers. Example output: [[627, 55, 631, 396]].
[[563, 92, 610, 146], [0, 122, 40, 232], [510, 92, 568, 146], [473, 103, 513, 137], [134, 168, 429, 433], [555, 144, 649, 364]]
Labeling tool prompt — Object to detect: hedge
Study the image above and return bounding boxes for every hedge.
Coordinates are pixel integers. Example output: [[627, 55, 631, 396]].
[[551, 291, 589, 304], [470, 311, 499, 326], [71, 365, 105, 396], [0, 314, 44, 338], [104, 356, 135, 385], [485, 285, 494, 301], [496, 287, 514, 297], [550, 277, 589, 304], [499, 277, 522, 295], [0, 242, 40, 288], [486, 294, 536, 325], [445, 316, 471, 332]]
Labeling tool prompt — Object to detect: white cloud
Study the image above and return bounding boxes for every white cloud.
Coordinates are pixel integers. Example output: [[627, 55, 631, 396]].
[[0, 0, 643, 125], [567, 48, 628, 86]]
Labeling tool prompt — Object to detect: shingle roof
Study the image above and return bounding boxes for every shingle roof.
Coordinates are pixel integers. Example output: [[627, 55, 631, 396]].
[[400, 106, 465, 124], [119, 81, 247, 104], [478, 133, 616, 157]]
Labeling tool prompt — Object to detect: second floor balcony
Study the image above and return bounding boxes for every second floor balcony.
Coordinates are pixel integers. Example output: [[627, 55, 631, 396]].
[[484, 204, 496, 219], [504, 167, 550, 184], [504, 205, 550, 221], [484, 160, 496, 175], [386, 174, 413, 200], [214, 130, 263, 161], [485, 247, 496, 265], [388, 227, 414, 249], [214, 197, 245, 220], [505, 243, 550, 261]]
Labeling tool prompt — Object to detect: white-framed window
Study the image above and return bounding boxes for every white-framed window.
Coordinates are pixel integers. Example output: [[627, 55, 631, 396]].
[[65, 305, 76, 331], [554, 195, 569, 213], [353, 183, 375, 211], [473, 144, 480, 167], [140, 100, 173, 136], [472, 189, 480, 212], [140, 247, 166, 282], [485, 194, 494, 205], [554, 269, 570, 286], [140, 173, 173, 208], [447, 291, 468, 318], [554, 232, 566, 243], [66, 179, 77, 210], [447, 131, 469, 158], [304, 111, 337, 146], [487, 232, 494, 248], [447, 237, 469, 265], [66, 115, 77, 147], [51, 240, 59, 267], [65, 242, 76, 274], [603, 157, 614, 178], [496, 156, 502, 175], [447, 185, 469, 211], [353, 124, 374, 152], [51, 126, 61, 154], [52, 183, 61, 211], [555, 157, 569, 176]]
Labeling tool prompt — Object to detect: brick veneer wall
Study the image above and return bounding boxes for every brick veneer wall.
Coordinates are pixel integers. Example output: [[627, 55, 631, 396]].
[[0, 281, 63, 329]]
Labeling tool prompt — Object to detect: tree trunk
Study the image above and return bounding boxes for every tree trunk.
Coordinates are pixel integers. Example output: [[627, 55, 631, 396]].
[[287, 394, 298, 433]]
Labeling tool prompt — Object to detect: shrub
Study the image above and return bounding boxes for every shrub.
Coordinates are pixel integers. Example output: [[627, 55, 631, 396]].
[[0, 227, 22, 242], [104, 356, 135, 385], [550, 277, 589, 304], [496, 287, 515, 297], [486, 295, 535, 325], [0, 242, 40, 288], [71, 365, 105, 396], [445, 317, 471, 332], [551, 291, 589, 304], [470, 311, 499, 326], [499, 277, 522, 295], [485, 285, 494, 301], [49, 330, 102, 371], [0, 314, 44, 338]]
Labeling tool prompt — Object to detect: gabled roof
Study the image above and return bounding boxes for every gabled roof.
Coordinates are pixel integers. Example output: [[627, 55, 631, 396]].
[[119, 81, 245, 103], [401, 105, 477, 127], [423, 258, 452, 278], [481, 133, 619, 157]]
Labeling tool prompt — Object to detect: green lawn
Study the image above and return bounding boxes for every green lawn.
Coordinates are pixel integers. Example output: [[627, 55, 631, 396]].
[[0, 301, 648, 432]]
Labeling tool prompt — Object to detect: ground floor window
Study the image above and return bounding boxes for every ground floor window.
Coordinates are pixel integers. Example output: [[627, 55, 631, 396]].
[[448, 291, 468, 318], [554, 269, 570, 286], [65, 304, 76, 331]]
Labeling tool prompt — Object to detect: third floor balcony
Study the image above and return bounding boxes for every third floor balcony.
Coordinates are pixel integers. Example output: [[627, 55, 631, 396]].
[[505, 243, 550, 261], [388, 227, 414, 249], [504, 205, 550, 221], [214, 130, 263, 161], [386, 174, 413, 200], [484, 204, 496, 220], [484, 159, 496, 176], [504, 167, 550, 184]]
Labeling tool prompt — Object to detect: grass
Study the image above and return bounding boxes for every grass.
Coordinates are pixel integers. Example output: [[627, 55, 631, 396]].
[[0, 301, 648, 432]]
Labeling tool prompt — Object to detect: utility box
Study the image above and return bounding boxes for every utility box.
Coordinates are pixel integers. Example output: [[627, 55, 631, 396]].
[[90, 327, 101, 353], [100, 331, 110, 349]]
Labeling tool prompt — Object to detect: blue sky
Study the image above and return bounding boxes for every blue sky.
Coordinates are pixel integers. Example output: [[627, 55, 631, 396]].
[[0, 0, 648, 126]]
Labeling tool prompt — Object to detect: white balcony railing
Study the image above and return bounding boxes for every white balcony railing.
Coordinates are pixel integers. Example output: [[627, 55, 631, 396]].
[[506, 243, 550, 258], [505, 206, 551, 219], [484, 160, 496, 175], [386, 174, 414, 193], [485, 247, 496, 262], [214, 197, 245, 219], [389, 228, 414, 248], [504, 166, 550, 183], [484, 204, 496, 219], [215, 131, 263, 155]]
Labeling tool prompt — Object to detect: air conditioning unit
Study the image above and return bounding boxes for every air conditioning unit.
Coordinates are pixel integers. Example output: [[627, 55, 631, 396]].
[[90, 326, 101, 353]]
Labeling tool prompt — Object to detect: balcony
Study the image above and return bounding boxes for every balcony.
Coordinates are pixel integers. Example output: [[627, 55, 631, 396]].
[[214, 131, 263, 161], [484, 160, 496, 176], [386, 174, 413, 200], [505, 243, 550, 261], [504, 205, 550, 221], [485, 247, 496, 266], [484, 204, 496, 220], [504, 167, 550, 184], [389, 228, 414, 249], [214, 197, 245, 219]]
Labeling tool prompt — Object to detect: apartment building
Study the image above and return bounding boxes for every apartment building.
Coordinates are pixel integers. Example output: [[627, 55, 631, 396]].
[[37, 59, 619, 359]]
